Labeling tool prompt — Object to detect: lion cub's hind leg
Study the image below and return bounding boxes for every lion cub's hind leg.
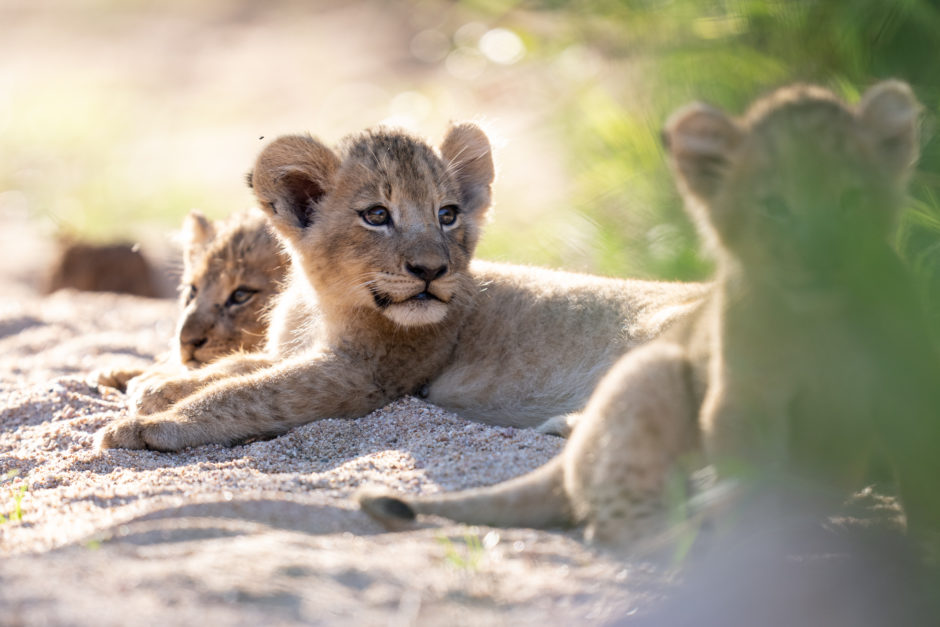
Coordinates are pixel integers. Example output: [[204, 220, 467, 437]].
[[361, 341, 702, 552], [359, 455, 573, 530], [565, 342, 702, 548]]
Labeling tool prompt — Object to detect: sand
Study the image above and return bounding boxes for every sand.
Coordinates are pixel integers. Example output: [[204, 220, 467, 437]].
[[0, 288, 663, 625]]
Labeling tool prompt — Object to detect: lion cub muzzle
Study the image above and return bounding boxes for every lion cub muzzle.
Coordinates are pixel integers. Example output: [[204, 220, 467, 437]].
[[371, 262, 454, 326], [178, 312, 216, 364]]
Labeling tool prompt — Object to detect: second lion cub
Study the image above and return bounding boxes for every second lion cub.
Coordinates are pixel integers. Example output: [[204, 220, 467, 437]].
[[97, 208, 289, 393], [95, 123, 706, 451]]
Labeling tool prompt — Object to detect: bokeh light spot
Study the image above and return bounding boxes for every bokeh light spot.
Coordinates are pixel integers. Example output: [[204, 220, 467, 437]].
[[479, 28, 525, 65], [445, 47, 486, 81]]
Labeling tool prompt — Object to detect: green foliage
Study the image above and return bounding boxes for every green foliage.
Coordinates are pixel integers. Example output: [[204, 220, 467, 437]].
[[477, 0, 940, 285], [0, 470, 28, 524], [84, 539, 103, 551], [436, 530, 486, 571]]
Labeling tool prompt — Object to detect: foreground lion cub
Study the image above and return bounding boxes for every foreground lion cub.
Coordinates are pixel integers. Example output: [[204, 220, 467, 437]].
[[361, 82, 940, 548], [97, 208, 288, 392], [95, 123, 705, 451]]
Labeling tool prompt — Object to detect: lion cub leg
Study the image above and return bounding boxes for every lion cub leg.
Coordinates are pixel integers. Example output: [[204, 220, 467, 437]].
[[96, 352, 391, 451], [534, 412, 580, 438], [97, 353, 179, 393], [127, 352, 276, 415], [565, 342, 700, 547], [96, 366, 147, 392], [360, 456, 572, 529], [362, 343, 701, 549]]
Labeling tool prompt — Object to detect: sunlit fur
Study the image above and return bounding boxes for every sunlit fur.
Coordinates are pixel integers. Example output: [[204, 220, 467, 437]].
[[95, 123, 707, 451], [359, 81, 940, 552]]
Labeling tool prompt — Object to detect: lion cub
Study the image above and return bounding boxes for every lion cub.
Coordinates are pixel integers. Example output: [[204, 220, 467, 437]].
[[98, 208, 288, 392], [95, 123, 706, 451], [46, 239, 159, 297], [361, 81, 940, 548]]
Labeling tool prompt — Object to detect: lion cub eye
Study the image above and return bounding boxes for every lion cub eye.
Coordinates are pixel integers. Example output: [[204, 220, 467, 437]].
[[185, 284, 197, 305], [226, 287, 257, 307], [438, 205, 459, 227], [759, 195, 791, 222], [361, 206, 391, 227]]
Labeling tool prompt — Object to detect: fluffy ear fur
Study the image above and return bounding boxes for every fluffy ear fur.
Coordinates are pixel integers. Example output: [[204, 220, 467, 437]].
[[440, 123, 495, 216], [250, 134, 341, 237], [663, 103, 743, 201], [858, 80, 921, 178], [181, 210, 215, 270]]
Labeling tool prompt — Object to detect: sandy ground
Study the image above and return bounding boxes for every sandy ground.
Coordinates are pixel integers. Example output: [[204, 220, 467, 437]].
[[0, 274, 666, 625], [3, 231, 940, 627]]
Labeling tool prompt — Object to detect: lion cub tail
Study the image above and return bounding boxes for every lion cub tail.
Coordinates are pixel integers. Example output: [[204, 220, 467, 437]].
[[358, 456, 572, 529]]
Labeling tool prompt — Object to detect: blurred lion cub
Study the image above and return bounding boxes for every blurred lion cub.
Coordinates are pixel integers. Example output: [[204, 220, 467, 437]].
[[361, 81, 940, 549]]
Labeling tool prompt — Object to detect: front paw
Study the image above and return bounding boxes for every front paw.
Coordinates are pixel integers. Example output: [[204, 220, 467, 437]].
[[95, 367, 144, 392], [535, 413, 577, 438], [95, 414, 192, 452], [128, 377, 198, 416]]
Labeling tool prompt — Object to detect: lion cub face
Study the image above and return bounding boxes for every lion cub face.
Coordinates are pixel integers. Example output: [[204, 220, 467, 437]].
[[250, 124, 494, 327], [177, 209, 289, 365], [666, 82, 919, 302]]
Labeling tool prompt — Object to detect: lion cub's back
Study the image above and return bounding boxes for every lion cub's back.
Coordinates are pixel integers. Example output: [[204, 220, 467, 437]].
[[426, 260, 707, 427]]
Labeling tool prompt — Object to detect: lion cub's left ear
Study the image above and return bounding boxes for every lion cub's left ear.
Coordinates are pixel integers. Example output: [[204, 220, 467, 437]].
[[250, 134, 342, 240], [440, 123, 495, 216], [858, 80, 921, 178], [180, 210, 216, 271], [663, 103, 743, 203]]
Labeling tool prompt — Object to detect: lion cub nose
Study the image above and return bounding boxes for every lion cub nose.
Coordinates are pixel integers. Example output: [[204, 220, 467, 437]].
[[405, 262, 448, 282], [179, 335, 207, 363], [180, 322, 209, 353], [185, 337, 208, 349]]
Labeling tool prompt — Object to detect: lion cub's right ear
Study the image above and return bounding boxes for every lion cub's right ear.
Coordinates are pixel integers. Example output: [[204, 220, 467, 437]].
[[663, 103, 743, 202], [858, 80, 921, 179], [250, 134, 342, 239]]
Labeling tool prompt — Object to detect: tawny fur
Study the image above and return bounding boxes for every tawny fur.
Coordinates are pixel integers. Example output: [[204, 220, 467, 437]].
[[94, 123, 706, 451], [97, 208, 289, 392], [360, 81, 940, 549], [172, 208, 290, 365], [46, 240, 158, 298]]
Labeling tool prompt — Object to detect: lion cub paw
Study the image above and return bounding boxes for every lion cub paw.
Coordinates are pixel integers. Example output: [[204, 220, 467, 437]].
[[534, 413, 578, 438], [95, 367, 145, 393], [127, 375, 200, 416], [95, 414, 192, 452]]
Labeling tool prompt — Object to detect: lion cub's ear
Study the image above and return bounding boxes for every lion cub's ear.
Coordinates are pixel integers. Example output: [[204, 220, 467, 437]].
[[440, 123, 495, 216], [858, 80, 921, 178], [181, 210, 215, 270], [664, 103, 743, 202], [251, 134, 342, 238]]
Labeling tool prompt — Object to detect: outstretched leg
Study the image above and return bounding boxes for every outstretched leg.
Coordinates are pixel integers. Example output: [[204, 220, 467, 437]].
[[127, 352, 276, 415], [96, 351, 392, 451], [359, 456, 572, 529]]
